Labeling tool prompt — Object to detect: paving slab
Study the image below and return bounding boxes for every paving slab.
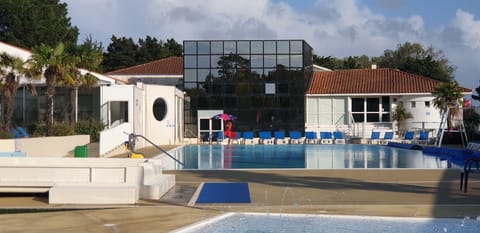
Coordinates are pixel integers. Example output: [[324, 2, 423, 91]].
[[0, 169, 480, 232]]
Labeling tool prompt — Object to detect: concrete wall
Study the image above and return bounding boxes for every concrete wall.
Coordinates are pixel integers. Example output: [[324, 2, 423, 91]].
[[0, 135, 90, 157]]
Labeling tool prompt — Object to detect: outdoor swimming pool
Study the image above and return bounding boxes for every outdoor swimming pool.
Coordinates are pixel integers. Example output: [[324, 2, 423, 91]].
[[165, 144, 453, 170], [172, 212, 480, 233]]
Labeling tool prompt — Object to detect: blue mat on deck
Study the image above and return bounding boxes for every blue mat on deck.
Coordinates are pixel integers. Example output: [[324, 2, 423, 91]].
[[196, 182, 251, 203]]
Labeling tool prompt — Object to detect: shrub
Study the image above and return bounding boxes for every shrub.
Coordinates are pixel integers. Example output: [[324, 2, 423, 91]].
[[0, 129, 12, 139], [51, 123, 75, 136], [75, 120, 105, 142], [31, 122, 46, 137]]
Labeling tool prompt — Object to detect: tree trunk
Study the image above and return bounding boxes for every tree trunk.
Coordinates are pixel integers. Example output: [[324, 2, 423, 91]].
[[69, 86, 77, 124], [3, 73, 20, 131], [45, 74, 56, 136]]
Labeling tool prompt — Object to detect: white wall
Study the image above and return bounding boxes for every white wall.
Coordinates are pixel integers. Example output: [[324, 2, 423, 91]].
[[0, 135, 90, 157], [99, 85, 134, 155], [305, 94, 443, 138], [394, 95, 441, 131], [141, 85, 184, 146]]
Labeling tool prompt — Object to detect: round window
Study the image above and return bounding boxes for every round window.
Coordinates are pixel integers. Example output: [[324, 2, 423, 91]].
[[153, 98, 167, 121]]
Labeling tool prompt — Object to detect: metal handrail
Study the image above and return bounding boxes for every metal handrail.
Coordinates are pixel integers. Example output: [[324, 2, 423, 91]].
[[125, 133, 184, 166], [460, 157, 480, 192]]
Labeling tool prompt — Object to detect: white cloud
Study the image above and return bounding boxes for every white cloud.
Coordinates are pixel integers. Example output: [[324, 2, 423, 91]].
[[62, 0, 480, 91], [452, 9, 480, 49]]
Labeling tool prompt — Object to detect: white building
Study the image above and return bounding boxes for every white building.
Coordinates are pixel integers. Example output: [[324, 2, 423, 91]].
[[305, 68, 472, 139], [0, 41, 184, 156]]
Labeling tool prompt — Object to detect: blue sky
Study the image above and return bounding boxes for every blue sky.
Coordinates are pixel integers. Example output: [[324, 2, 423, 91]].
[[63, 0, 480, 99]]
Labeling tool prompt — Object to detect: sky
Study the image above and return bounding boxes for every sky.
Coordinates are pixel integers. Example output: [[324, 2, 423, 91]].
[[62, 0, 480, 98]]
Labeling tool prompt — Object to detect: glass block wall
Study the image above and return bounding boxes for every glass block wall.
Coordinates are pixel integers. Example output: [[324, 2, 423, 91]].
[[183, 40, 313, 136]]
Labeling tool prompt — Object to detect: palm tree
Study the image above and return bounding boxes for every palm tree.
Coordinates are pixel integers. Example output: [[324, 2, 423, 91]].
[[64, 41, 102, 123], [432, 81, 463, 129], [0, 53, 25, 131], [30, 43, 78, 136], [392, 102, 413, 134]]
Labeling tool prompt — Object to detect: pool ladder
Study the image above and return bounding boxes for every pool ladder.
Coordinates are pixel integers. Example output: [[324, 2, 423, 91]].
[[460, 158, 480, 192]]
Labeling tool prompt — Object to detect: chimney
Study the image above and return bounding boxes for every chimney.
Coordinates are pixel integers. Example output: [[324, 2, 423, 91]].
[[371, 64, 377, 69]]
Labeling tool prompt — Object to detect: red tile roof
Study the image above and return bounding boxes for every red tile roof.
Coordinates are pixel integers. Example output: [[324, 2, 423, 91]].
[[307, 68, 472, 95], [106, 56, 183, 75]]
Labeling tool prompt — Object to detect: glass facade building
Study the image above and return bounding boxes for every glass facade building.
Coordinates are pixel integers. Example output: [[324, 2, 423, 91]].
[[183, 40, 313, 136]]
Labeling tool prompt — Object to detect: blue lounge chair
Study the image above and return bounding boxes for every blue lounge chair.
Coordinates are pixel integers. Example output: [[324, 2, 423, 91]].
[[274, 131, 286, 144], [369, 131, 381, 144], [333, 131, 345, 144], [379, 131, 394, 145], [289, 131, 302, 144], [242, 131, 254, 144], [305, 131, 318, 144], [401, 131, 415, 144], [320, 132, 333, 144], [416, 131, 429, 145], [259, 131, 273, 144]]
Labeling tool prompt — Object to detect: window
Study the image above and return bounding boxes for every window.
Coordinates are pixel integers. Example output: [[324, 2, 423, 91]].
[[411, 101, 416, 108], [265, 83, 275, 94], [425, 101, 430, 108], [237, 41, 250, 54], [110, 101, 128, 126], [197, 42, 210, 54], [152, 98, 167, 121], [351, 97, 390, 123]]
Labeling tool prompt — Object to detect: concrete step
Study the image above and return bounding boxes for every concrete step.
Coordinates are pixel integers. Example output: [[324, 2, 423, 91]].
[[49, 184, 138, 204]]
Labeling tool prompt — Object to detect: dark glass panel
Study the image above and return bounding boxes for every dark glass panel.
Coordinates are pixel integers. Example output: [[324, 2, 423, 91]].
[[198, 55, 210, 68], [211, 55, 221, 68], [264, 41, 276, 53], [211, 41, 223, 54], [367, 98, 379, 112], [184, 69, 197, 82], [278, 83, 289, 94], [290, 40, 302, 53], [212, 119, 222, 130], [251, 41, 263, 53], [382, 96, 390, 111], [280, 96, 290, 107], [184, 55, 197, 68], [251, 55, 263, 67], [198, 41, 210, 54], [184, 41, 197, 54], [197, 69, 210, 82], [367, 113, 380, 122], [224, 41, 236, 54], [290, 54, 302, 67], [225, 83, 236, 94], [277, 54, 289, 67], [238, 96, 251, 108], [264, 55, 276, 67], [224, 97, 237, 108], [352, 98, 364, 112], [237, 41, 250, 54], [277, 41, 289, 53], [381, 113, 390, 122], [184, 82, 197, 90], [199, 119, 209, 130], [352, 113, 364, 122]]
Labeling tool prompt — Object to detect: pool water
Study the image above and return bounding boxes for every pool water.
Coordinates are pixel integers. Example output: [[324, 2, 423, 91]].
[[168, 144, 451, 170], [172, 213, 480, 233]]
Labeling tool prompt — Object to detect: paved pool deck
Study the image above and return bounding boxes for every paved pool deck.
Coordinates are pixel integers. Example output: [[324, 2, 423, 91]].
[[1, 169, 480, 232]]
